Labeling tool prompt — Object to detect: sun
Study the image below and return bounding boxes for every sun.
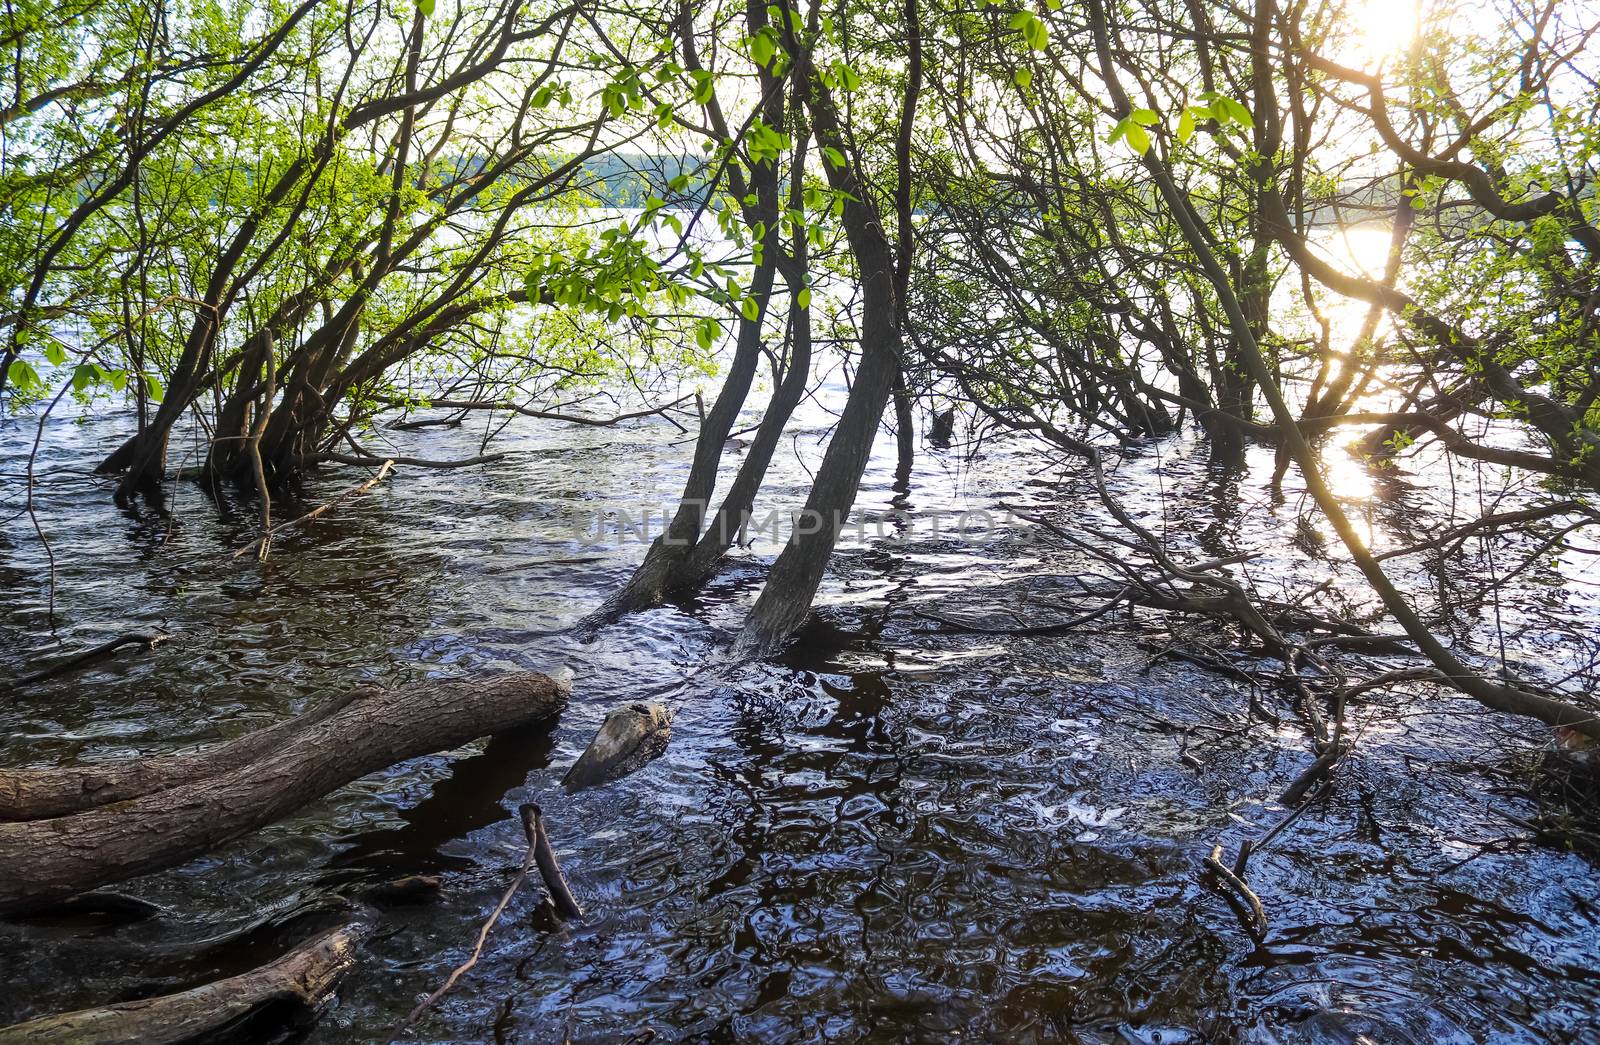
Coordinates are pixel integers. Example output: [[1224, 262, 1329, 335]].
[[1350, 0, 1420, 65]]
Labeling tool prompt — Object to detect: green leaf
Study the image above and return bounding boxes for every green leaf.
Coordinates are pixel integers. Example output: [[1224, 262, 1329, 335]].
[[796, 287, 812, 308], [741, 296, 760, 321], [42, 343, 67, 367], [1007, 11, 1049, 50], [7, 359, 40, 392], [1013, 68, 1033, 89], [1200, 91, 1253, 129], [690, 70, 715, 105], [823, 145, 847, 169], [1130, 107, 1158, 126], [1124, 123, 1150, 154], [417, 0, 434, 16], [695, 318, 719, 350], [71, 363, 96, 392], [1177, 108, 1195, 143], [750, 31, 776, 67]]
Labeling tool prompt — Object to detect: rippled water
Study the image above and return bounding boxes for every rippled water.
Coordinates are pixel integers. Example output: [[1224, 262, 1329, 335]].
[[3, 390, 1599, 1042]]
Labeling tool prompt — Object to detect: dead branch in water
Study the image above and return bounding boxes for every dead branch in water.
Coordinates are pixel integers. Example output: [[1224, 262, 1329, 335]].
[[527, 802, 583, 919], [7, 631, 170, 690], [374, 392, 699, 427], [0, 923, 363, 1044], [406, 803, 581, 1026], [1203, 844, 1268, 942], [233, 457, 393, 560], [304, 450, 507, 469], [406, 808, 542, 1026]]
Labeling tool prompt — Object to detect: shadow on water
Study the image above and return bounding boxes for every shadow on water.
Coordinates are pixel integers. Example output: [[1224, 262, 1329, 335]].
[[326, 719, 563, 878]]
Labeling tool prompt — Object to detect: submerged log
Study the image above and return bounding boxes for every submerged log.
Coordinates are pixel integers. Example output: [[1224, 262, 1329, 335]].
[[562, 702, 672, 791], [0, 923, 363, 1045], [8, 631, 170, 690], [0, 672, 568, 914]]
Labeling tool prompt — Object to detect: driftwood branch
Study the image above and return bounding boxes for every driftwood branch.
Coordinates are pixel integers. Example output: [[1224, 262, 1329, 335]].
[[0, 923, 363, 1044], [376, 393, 698, 427], [0, 671, 568, 913], [1203, 844, 1268, 942], [406, 807, 539, 1025], [526, 802, 583, 919], [304, 450, 506, 469]]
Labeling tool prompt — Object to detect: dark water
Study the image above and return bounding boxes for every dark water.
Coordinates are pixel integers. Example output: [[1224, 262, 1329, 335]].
[[3, 398, 1599, 1043]]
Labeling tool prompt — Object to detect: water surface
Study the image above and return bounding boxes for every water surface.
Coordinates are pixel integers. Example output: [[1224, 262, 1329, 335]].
[[2, 398, 1597, 1042]]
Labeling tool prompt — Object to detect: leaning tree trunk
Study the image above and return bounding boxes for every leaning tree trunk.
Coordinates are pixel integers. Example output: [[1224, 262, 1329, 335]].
[[593, 0, 790, 624], [0, 924, 363, 1045], [735, 277, 901, 656], [0, 671, 567, 913], [735, 63, 908, 654], [596, 256, 776, 619]]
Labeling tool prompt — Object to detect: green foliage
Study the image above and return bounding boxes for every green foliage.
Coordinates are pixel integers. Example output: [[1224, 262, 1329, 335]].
[[1108, 109, 1158, 155], [1008, 11, 1050, 51]]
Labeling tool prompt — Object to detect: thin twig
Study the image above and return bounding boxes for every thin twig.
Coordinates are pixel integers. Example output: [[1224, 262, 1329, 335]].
[[406, 805, 541, 1026], [8, 630, 170, 689]]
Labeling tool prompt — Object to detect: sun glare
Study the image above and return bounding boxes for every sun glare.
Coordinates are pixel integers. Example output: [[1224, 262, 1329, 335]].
[[1352, 0, 1419, 64]]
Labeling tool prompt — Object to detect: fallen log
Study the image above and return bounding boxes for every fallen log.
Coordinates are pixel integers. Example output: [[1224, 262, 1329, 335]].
[[0, 671, 568, 914], [0, 688, 368, 822], [0, 923, 363, 1045]]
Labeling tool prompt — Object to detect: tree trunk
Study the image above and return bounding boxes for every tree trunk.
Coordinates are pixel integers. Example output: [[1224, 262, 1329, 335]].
[[0, 688, 365, 821], [0, 924, 362, 1044], [892, 374, 915, 489], [737, 242, 901, 655], [593, 0, 788, 623], [596, 259, 775, 619], [735, 15, 912, 656], [677, 290, 814, 588], [0, 671, 567, 913]]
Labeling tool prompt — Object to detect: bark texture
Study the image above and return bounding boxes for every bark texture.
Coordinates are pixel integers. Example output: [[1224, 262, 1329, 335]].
[[0, 672, 568, 913], [0, 689, 366, 821]]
